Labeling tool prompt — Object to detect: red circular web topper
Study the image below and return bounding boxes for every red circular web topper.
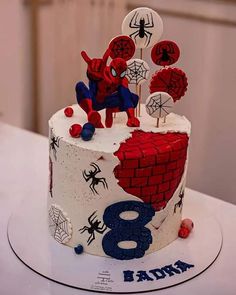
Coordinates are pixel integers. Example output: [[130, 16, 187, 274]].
[[109, 35, 135, 61], [149, 67, 188, 102], [151, 40, 180, 66]]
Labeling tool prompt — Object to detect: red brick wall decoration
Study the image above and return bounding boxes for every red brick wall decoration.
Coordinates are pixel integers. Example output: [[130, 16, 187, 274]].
[[114, 131, 189, 211]]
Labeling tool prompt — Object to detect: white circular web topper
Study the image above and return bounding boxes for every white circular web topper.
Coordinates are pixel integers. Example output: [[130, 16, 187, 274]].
[[126, 58, 150, 85], [145, 92, 174, 118], [122, 7, 163, 49]]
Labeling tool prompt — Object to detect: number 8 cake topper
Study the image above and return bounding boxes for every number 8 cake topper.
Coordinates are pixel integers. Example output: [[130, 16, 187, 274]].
[[122, 7, 163, 49]]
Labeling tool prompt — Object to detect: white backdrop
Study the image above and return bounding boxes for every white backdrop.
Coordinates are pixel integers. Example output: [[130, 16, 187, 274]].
[[0, 0, 32, 129], [38, 0, 126, 135]]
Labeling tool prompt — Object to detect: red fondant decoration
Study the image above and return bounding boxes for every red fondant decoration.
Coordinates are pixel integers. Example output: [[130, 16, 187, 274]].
[[88, 110, 104, 128], [181, 218, 194, 231], [109, 35, 135, 61], [69, 124, 82, 138], [151, 40, 180, 66], [64, 107, 74, 117], [126, 108, 140, 127], [178, 227, 190, 239], [114, 131, 189, 212], [149, 68, 188, 102]]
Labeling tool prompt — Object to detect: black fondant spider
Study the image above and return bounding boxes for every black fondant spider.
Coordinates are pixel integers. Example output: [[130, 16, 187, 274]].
[[151, 216, 167, 230], [49, 157, 53, 198], [174, 188, 185, 214], [129, 11, 154, 47], [82, 162, 108, 195], [155, 43, 176, 65], [50, 136, 61, 160], [79, 211, 107, 245]]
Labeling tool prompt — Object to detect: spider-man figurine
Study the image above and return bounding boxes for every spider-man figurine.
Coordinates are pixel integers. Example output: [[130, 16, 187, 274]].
[[75, 48, 140, 128]]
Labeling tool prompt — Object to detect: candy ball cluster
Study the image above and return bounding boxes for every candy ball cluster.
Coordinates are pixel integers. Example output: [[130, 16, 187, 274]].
[[64, 107, 95, 141]]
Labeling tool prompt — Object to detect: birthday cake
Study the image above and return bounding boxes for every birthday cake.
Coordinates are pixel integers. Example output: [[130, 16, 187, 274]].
[[48, 7, 192, 260]]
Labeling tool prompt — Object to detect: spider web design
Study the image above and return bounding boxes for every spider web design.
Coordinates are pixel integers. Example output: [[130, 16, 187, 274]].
[[146, 93, 173, 118], [48, 205, 72, 244], [126, 60, 149, 85], [110, 38, 134, 60]]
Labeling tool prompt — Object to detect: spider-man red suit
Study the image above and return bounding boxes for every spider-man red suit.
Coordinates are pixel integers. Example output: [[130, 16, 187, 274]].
[[75, 48, 140, 128]]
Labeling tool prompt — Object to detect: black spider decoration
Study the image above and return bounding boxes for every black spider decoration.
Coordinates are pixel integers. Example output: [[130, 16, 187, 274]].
[[50, 135, 61, 160], [174, 188, 185, 214], [79, 211, 107, 245], [160, 44, 175, 63], [129, 11, 154, 47], [83, 162, 108, 195], [49, 156, 53, 198], [151, 40, 180, 66], [151, 216, 167, 230]]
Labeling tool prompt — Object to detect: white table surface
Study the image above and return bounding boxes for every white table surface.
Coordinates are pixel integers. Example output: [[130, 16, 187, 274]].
[[1, 122, 236, 295]]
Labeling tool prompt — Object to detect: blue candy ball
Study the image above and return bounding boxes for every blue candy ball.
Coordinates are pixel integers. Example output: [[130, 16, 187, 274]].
[[74, 244, 84, 255], [83, 122, 95, 133], [81, 129, 93, 141]]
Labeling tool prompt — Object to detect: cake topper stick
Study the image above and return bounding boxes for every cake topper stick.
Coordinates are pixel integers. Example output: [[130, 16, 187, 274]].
[[145, 92, 174, 127], [126, 58, 150, 117], [122, 7, 163, 117], [138, 48, 143, 116], [135, 84, 139, 117], [151, 41, 180, 118], [108, 36, 135, 120], [138, 81, 142, 116]]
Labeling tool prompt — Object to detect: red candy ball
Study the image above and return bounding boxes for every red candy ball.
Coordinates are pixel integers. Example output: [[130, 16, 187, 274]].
[[69, 124, 82, 138], [181, 218, 194, 231], [64, 107, 74, 117], [178, 227, 190, 239]]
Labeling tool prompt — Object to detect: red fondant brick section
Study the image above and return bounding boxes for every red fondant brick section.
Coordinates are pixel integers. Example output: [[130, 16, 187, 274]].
[[114, 131, 189, 211]]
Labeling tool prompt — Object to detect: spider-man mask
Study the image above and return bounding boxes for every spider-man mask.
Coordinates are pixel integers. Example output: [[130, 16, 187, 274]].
[[104, 58, 127, 84]]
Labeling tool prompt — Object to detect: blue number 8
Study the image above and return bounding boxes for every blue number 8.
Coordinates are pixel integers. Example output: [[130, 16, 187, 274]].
[[102, 201, 155, 260]]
